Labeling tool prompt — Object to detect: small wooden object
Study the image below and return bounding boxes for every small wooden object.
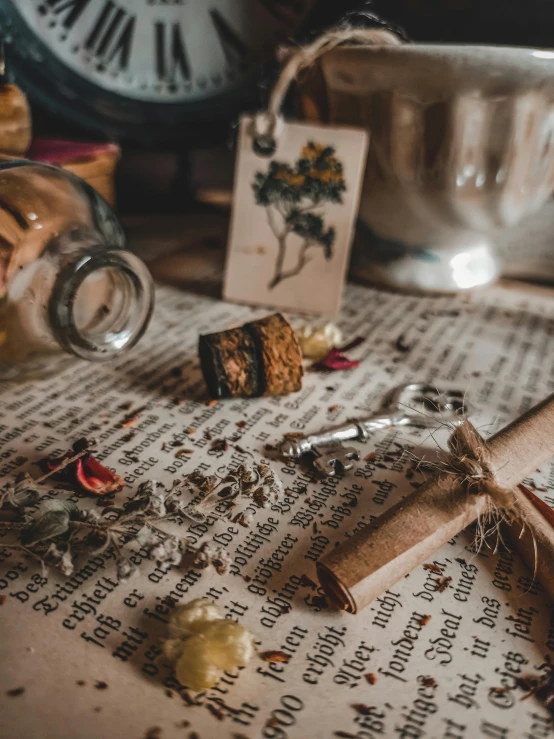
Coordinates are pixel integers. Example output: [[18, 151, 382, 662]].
[[199, 313, 303, 399], [27, 138, 121, 205], [317, 392, 554, 613]]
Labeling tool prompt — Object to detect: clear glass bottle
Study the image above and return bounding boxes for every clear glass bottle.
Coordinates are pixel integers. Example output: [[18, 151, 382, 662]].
[[0, 160, 154, 380]]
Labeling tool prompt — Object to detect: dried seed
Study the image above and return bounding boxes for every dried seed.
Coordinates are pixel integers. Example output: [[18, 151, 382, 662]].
[[436, 576, 452, 593], [351, 703, 374, 716], [418, 676, 437, 688], [259, 651, 291, 663], [6, 687, 25, 697]]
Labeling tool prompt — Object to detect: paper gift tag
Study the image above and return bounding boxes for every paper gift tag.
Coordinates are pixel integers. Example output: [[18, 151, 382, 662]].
[[224, 117, 368, 316]]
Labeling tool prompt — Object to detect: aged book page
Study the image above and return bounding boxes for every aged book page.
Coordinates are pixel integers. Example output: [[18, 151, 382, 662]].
[[2, 282, 554, 739]]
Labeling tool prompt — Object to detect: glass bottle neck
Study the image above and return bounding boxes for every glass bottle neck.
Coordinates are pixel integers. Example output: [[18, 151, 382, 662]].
[[49, 247, 154, 362]]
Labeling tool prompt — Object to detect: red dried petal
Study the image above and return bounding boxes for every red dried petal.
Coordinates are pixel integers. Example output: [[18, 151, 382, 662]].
[[74, 457, 125, 496], [314, 348, 360, 372], [40, 447, 124, 497]]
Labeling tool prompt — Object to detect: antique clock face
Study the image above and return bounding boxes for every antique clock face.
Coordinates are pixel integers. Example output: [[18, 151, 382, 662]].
[[0, 0, 316, 142]]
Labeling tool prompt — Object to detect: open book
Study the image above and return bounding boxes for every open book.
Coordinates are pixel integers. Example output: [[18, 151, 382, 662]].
[[2, 279, 554, 738]]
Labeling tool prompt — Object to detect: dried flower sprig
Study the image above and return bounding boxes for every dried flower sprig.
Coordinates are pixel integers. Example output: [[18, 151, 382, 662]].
[[0, 455, 285, 582], [179, 463, 285, 523]]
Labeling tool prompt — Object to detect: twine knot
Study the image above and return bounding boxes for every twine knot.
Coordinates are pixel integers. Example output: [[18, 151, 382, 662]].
[[447, 421, 518, 519]]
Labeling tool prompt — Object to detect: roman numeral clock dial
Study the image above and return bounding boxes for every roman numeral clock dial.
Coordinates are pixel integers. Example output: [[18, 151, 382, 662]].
[[0, 0, 316, 141]]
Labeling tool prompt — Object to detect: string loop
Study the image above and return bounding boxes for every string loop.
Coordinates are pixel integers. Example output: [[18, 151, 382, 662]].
[[252, 26, 403, 149]]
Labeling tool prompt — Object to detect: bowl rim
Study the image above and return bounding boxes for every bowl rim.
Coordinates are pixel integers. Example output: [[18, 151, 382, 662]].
[[329, 43, 554, 59]]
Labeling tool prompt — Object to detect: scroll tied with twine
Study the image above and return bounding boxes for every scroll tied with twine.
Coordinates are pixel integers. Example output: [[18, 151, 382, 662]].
[[317, 392, 554, 613]]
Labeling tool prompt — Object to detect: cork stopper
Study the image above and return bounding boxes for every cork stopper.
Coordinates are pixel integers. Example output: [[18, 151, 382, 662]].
[[199, 313, 303, 399]]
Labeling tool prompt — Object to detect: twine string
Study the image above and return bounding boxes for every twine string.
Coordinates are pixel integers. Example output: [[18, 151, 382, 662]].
[[252, 26, 403, 147]]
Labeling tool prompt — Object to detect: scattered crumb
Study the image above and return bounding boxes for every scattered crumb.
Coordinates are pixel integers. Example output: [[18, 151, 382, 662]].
[[364, 452, 377, 462], [175, 721, 190, 729], [328, 405, 338, 412], [118, 401, 133, 411], [206, 399, 218, 407], [259, 650, 291, 664], [94, 681, 108, 690], [144, 728, 162, 739], [210, 438, 228, 453], [418, 676, 437, 688], [175, 449, 194, 458], [186, 429, 196, 434], [0, 595, 6, 605], [423, 563, 442, 574], [236, 421, 247, 428], [165, 689, 174, 698], [94, 707, 102, 713], [364, 673, 377, 685], [284, 431, 304, 439], [265, 717, 280, 729], [6, 687, 24, 697], [351, 703, 374, 716], [394, 334, 411, 353], [436, 576, 452, 593], [76, 680, 86, 686], [418, 614, 432, 627], [489, 687, 510, 697]]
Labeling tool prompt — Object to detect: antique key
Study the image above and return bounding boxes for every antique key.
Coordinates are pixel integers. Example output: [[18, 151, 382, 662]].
[[279, 383, 469, 476]]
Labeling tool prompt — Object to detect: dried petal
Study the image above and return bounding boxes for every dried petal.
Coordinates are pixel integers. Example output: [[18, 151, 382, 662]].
[[41, 446, 124, 497], [314, 348, 360, 372]]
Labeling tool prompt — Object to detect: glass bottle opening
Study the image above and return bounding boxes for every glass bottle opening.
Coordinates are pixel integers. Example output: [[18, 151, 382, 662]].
[[49, 248, 154, 361]]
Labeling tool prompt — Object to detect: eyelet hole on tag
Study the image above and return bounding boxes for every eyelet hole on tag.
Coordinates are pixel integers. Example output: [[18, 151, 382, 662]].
[[253, 134, 277, 157]]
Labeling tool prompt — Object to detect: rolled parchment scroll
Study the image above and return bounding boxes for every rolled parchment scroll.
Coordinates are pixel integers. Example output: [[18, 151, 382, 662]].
[[317, 392, 554, 613]]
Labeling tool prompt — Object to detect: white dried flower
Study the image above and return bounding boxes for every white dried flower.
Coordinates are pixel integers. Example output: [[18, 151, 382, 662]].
[[116, 558, 138, 582], [193, 543, 232, 575], [296, 322, 342, 360]]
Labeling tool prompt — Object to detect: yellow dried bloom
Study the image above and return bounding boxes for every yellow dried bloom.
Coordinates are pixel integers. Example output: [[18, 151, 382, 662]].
[[296, 323, 343, 361], [163, 599, 256, 691]]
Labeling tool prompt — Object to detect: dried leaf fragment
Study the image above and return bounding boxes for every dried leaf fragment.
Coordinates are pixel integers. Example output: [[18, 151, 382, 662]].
[[6, 687, 25, 697], [351, 703, 374, 716], [259, 650, 291, 663], [418, 676, 437, 688]]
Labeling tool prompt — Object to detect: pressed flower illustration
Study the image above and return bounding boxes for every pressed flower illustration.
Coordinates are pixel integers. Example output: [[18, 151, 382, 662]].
[[252, 141, 346, 289]]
